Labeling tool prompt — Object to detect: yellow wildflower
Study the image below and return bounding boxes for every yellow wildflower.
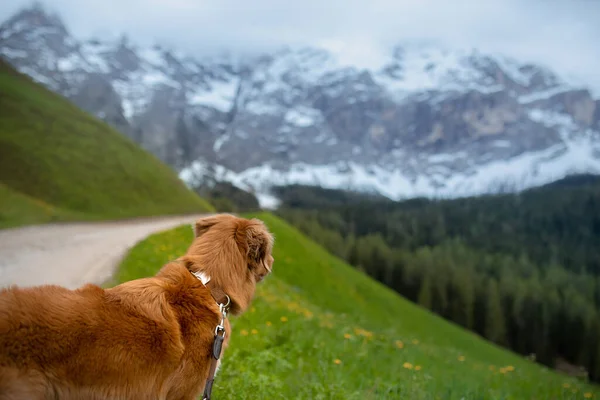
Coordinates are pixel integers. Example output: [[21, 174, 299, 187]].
[[240, 329, 248, 336], [395, 340, 404, 349], [499, 368, 507, 374], [584, 393, 593, 399], [505, 365, 515, 372], [415, 365, 422, 371], [458, 355, 465, 362], [266, 321, 272, 326], [334, 359, 342, 365], [403, 362, 413, 369], [353, 327, 374, 338], [280, 316, 288, 322], [251, 329, 258, 335], [344, 333, 352, 339]]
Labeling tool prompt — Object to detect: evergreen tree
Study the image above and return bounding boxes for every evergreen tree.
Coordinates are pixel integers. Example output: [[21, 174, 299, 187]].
[[418, 274, 433, 309], [485, 280, 506, 345]]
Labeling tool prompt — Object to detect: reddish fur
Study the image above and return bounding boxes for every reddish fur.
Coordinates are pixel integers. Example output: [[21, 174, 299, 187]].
[[0, 214, 275, 400]]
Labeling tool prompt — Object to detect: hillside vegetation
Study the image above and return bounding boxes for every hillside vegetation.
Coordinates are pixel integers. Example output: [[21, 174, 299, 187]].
[[114, 213, 598, 399], [0, 59, 212, 228], [0, 182, 84, 229], [274, 180, 600, 382]]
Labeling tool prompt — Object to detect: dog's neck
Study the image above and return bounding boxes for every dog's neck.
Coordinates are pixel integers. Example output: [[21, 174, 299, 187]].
[[190, 270, 231, 307]]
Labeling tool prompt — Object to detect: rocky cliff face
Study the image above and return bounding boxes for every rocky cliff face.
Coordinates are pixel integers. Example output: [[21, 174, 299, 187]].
[[2, 5, 599, 205]]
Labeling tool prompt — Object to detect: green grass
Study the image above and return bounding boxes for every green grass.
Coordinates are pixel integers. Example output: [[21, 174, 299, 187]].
[[114, 213, 599, 399], [0, 182, 86, 229], [0, 60, 212, 228]]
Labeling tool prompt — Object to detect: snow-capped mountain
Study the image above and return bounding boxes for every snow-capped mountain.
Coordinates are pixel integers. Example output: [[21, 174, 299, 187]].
[[2, 4, 600, 207]]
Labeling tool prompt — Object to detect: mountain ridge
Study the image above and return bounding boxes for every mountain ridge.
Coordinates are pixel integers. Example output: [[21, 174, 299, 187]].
[[2, 4, 599, 206]]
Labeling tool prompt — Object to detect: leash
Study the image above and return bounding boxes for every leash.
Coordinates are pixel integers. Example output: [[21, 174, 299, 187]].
[[202, 294, 230, 400]]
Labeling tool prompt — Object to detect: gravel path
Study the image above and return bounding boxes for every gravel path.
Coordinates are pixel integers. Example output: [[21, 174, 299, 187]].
[[0, 215, 203, 290]]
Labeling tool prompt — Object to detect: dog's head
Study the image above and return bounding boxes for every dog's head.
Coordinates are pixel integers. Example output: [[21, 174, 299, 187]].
[[184, 214, 274, 315]]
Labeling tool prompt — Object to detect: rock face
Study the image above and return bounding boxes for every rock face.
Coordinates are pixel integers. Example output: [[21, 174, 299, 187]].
[[2, 4, 600, 203]]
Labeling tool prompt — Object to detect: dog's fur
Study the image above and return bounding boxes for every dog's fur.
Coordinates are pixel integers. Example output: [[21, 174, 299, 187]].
[[0, 214, 274, 400]]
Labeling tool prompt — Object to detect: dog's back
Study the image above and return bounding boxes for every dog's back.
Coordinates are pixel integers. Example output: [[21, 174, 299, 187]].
[[0, 268, 215, 400]]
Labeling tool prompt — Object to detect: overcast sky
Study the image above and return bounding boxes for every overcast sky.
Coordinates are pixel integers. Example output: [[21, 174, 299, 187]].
[[2, 0, 600, 93]]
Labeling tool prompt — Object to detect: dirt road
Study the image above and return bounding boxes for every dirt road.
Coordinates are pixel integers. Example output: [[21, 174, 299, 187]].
[[0, 215, 203, 290]]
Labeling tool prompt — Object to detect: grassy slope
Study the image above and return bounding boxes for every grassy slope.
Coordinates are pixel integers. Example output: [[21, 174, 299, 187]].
[[0, 60, 212, 228], [0, 182, 84, 229], [114, 213, 599, 399]]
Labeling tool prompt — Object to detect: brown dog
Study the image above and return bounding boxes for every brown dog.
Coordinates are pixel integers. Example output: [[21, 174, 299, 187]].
[[0, 214, 275, 400]]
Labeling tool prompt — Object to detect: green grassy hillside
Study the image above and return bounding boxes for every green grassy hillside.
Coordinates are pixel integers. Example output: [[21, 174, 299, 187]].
[[0, 60, 212, 228], [114, 213, 598, 399], [0, 182, 84, 229], [274, 182, 600, 381]]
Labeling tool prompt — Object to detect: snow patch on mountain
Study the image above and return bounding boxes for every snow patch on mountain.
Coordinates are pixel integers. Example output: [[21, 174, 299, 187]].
[[519, 86, 570, 104], [189, 78, 238, 112], [0, 48, 27, 59], [180, 117, 600, 208], [284, 106, 321, 127]]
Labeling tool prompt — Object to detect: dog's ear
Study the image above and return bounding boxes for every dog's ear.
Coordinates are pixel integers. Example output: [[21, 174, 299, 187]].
[[247, 221, 274, 264], [194, 214, 233, 238], [239, 219, 274, 268]]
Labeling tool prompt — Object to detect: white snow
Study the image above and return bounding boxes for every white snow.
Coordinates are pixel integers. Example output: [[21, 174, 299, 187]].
[[189, 79, 238, 112], [80, 43, 109, 73], [234, 130, 249, 139], [284, 106, 320, 127], [372, 44, 506, 98], [426, 153, 463, 163], [5, 19, 30, 35], [272, 47, 341, 85], [528, 109, 577, 129], [279, 126, 292, 135], [313, 132, 329, 143], [326, 137, 338, 146], [121, 99, 134, 119], [0, 27, 13, 40], [493, 56, 532, 86], [29, 27, 59, 36], [518, 86, 569, 104], [142, 72, 177, 88], [112, 78, 151, 119], [181, 116, 600, 209], [57, 55, 78, 71], [245, 101, 281, 116], [492, 140, 512, 148], [0, 48, 27, 58], [213, 132, 231, 152], [140, 47, 165, 67]]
